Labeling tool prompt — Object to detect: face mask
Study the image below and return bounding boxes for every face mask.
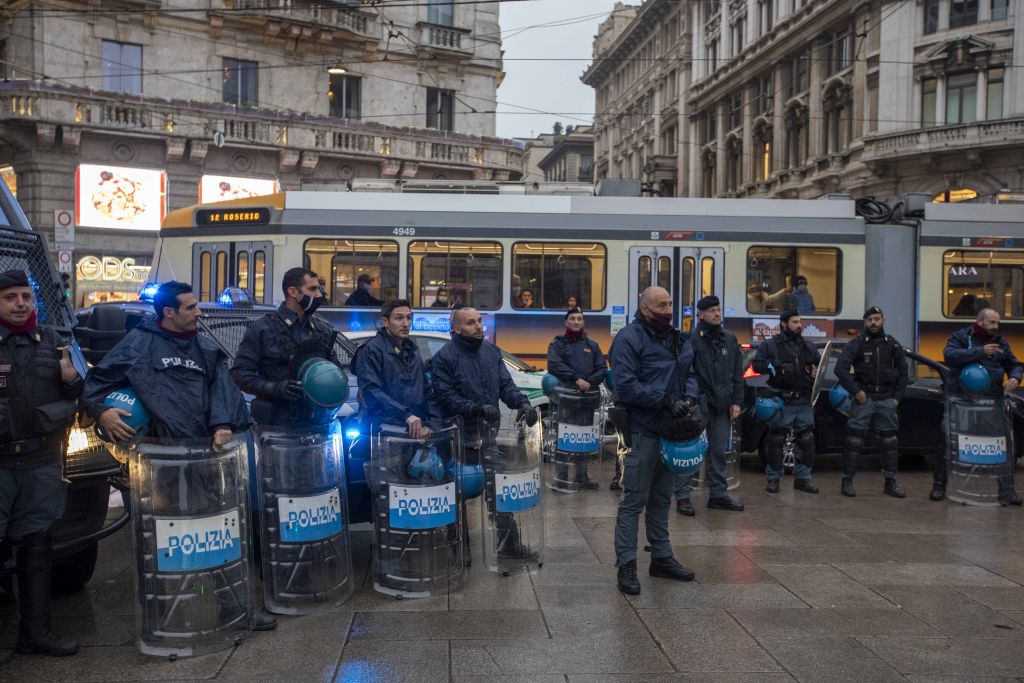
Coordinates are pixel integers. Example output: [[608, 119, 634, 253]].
[[299, 294, 322, 315], [647, 311, 673, 332], [437, 297, 448, 305]]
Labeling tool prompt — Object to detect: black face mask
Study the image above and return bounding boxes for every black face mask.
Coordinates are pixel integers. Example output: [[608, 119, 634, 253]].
[[298, 293, 323, 315]]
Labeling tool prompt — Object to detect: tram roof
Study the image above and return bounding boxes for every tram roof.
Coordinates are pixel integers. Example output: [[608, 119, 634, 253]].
[[162, 191, 865, 239]]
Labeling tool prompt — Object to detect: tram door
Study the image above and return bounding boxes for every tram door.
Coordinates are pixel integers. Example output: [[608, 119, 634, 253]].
[[192, 241, 274, 304], [627, 246, 724, 332]]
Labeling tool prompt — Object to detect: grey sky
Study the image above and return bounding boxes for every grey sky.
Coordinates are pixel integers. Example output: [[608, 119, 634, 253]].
[[496, 0, 621, 140]]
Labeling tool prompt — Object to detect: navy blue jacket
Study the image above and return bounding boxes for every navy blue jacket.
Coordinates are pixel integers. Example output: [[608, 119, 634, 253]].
[[690, 321, 744, 414], [432, 335, 527, 437], [751, 331, 821, 395], [609, 313, 698, 432], [944, 325, 1023, 396], [351, 329, 432, 427], [835, 330, 908, 400], [83, 318, 250, 440], [546, 333, 606, 387]]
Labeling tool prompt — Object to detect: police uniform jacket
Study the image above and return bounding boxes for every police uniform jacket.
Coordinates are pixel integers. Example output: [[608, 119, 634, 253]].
[[546, 333, 606, 387], [0, 323, 82, 467], [432, 334, 527, 438], [690, 320, 744, 414], [609, 313, 699, 433], [835, 331, 909, 400], [751, 331, 821, 397], [351, 329, 433, 427], [943, 325, 1023, 397], [230, 303, 339, 426], [345, 288, 382, 308], [83, 318, 250, 440]]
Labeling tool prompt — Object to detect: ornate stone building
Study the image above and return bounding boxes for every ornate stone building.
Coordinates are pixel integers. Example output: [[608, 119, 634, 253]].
[[0, 0, 521, 304], [584, 0, 1024, 201]]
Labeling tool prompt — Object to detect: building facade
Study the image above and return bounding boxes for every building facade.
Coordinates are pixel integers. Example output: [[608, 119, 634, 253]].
[[537, 126, 594, 183], [0, 0, 521, 306], [584, 0, 1024, 201]]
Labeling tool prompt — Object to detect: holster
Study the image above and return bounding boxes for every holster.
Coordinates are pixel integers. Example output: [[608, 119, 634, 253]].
[[608, 407, 632, 449]]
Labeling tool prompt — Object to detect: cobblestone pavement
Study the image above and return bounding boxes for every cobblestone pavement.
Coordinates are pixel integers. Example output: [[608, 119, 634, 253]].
[[4, 462, 1024, 682]]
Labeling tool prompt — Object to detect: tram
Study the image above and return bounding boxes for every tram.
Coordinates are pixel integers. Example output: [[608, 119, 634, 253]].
[[153, 187, 1024, 366]]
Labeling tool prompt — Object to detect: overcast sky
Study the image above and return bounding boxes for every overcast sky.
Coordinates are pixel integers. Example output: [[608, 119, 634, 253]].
[[496, 0, 622, 140]]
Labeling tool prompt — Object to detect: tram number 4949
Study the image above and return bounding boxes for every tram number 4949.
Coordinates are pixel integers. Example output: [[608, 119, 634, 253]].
[[392, 227, 416, 236]]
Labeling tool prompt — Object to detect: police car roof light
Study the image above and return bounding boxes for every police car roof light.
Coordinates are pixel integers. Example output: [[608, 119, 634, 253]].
[[138, 282, 162, 303]]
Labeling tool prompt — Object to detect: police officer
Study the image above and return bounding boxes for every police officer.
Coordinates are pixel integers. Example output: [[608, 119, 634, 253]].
[[546, 306, 606, 490], [82, 281, 276, 630], [931, 307, 1023, 504], [751, 310, 820, 494], [231, 267, 339, 429], [432, 305, 538, 557], [610, 286, 698, 596], [835, 306, 909, 498], [351, 299, 433, 439], [676, 295, 744, 515], [0, 270, 81, 656]]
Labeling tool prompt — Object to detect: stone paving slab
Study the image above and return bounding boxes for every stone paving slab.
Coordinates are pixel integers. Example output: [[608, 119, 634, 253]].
[[335, 639, 450, 681], [834, 562, 1018, 587], [728, 606, 943, 638], [760, 564, 894, 608], [858, 635, 1024, 677], [450, 636, 675, 676], [216, 612, 353, 682], [637, 608, 785, 673], [757, 636, 906, 682], [735, 544, 898, 565], [953, 585, 1024, 610], [625, 582, 808, 609], [447, 570, 539, 611], [567, 675, 798, 683], [0, 646, 231, 682], [873, 585, 1024, 639], [349, 609, 548, 641]]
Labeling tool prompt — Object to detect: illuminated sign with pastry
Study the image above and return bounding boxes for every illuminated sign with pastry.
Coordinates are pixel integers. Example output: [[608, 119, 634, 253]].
[[199, 175, 278, 204], [76, 164, 167, 230]]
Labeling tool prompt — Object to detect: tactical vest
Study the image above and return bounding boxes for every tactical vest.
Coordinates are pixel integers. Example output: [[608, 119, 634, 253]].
[[853, 334, 900, 392], [0, 327, 76, 446], [766, 333, 816, 393]]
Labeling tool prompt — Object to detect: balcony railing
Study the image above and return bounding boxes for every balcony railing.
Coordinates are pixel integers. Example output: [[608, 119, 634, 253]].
[[418, 23, 473, 56], [223, 0, 378, 41], [0, 83, 522, 178], [862, 116, 1024, 160]]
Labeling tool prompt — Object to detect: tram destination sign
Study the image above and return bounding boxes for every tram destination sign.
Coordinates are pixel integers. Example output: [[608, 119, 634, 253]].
[[195, 207, 271, 226]]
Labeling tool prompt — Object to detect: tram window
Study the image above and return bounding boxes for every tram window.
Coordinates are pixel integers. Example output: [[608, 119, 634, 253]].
[[409, 240, 502, 310], [199, 251, 212, 301], [638, 256, 652, 291], [253, 251, 266, 302], [701, 256, 715, 298], [304, 239, 398, 306], [237, 251, 249, 289], [745, 246, 840, 315], [512, 242, 606, 310], [215, 251, 227, 296], [680, 257, 695, 309], [944, 250, 1024, 319], [657, 256, 672, 292]]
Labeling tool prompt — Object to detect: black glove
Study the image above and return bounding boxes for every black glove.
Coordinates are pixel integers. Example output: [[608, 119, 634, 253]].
[[671, 396, 697, 418], [517, 403, 538, 426], [481, 405, 501, 423], [268, 380, 304, 402]]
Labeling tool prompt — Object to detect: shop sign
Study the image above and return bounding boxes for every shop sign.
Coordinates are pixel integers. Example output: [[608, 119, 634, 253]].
[[76, 164, 166, 230]]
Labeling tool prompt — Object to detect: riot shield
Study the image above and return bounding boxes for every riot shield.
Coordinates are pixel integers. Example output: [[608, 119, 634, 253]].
[[548, 387, 604, 493], [255, 422, 354, 615], [128, 436, 254, 658], [946, 395, 1015, 507], [694, 418, 741, 491], [369, 420, 464, 598], [482, 411, 545, 575]]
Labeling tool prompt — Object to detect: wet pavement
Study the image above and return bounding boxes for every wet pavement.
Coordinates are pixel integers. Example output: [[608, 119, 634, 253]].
[[5, 461, 1024, 682]]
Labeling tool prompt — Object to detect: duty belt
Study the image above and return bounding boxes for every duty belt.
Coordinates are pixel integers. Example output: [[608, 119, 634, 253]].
[[780, 391, 809, 402], [0, 433, 63, 457], [864, 384, 894, 394]]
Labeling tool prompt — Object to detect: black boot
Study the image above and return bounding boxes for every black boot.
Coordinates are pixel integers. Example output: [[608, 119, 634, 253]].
[[649, 555, 695, 582], [15, 532, 79, 656], [999, 490, 1023, 506], [929, 480, 946, 501], [884, 477, 906, 499], [617, 560, 640, 595], [794, 479, 819, 494], [496, 515, 537, 560], [676, 498, 695, 516], [841, 477, 856, 497], [251, 610, 278, 631]]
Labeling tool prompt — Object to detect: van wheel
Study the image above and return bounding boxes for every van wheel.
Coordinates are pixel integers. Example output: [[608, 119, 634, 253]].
[[52, 543, 98, 595]]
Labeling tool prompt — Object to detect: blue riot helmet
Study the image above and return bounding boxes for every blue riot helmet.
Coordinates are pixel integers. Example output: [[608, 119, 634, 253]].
[[407, 445, 445, 483], [754, 396, 784, 422], [97, 387, 150, 441], [447, 461, 484, 499], [298, 358, 349, 408], [828, 384, 853, 416], [660, 432, 708, 475], [960, 363, 990, 394], [541, 373, 562, 397]]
